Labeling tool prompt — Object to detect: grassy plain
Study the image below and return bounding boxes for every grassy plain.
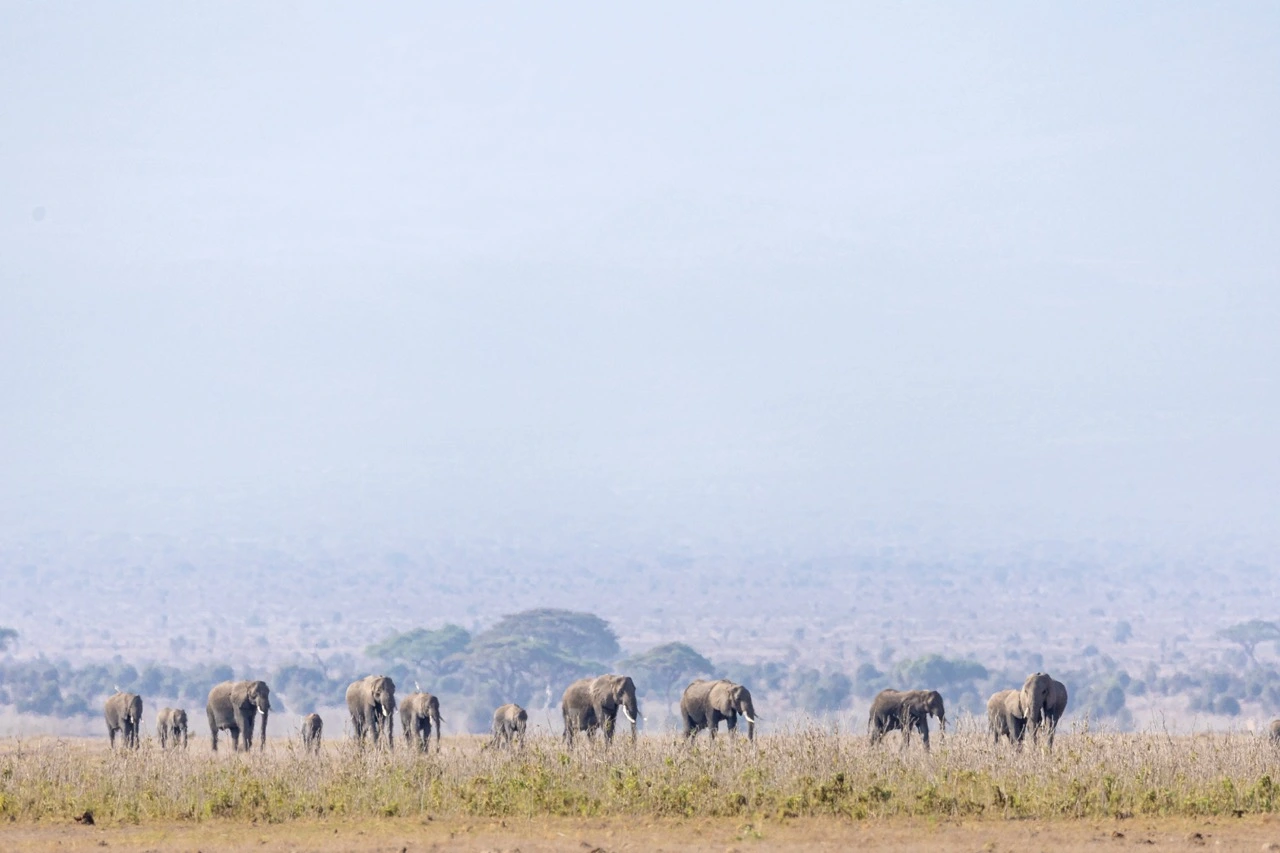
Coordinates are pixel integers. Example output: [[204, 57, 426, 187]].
[[3, 722, 1280, 850]]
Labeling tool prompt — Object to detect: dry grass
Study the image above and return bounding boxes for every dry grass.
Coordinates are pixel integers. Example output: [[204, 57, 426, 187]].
[[1, 719, 1278, 827]]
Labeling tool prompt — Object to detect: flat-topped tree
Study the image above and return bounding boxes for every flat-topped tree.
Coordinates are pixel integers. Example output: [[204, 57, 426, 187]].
[[366, 625, 472, 681], [621, 642, 714, 709], [478, 609, 620, 664], [1217, 620, 1280, 667]]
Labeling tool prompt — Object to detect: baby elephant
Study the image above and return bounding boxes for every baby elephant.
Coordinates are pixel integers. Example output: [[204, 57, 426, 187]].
[[301, 713, 323, 754], [1269, 719, 1280, 745], [491, 703, 528, 748], [156, 707, 189, 749]]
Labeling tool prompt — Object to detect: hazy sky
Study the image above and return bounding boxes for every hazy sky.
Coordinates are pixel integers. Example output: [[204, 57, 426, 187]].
[[3, 3, 1277, 549]]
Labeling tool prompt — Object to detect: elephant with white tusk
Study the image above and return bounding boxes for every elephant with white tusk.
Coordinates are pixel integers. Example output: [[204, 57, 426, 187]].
[[346, 675, 397, 749], [206, 680, 271, 752], [680, 679, 758, 742], [104, 691, 143, 749], [1018, 672, 1068, 748], [562, 674, 639, 745]]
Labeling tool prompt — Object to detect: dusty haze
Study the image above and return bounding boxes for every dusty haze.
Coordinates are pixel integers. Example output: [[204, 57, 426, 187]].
[[4, 2, 1276, 549], [2, 5, 1279, 737]]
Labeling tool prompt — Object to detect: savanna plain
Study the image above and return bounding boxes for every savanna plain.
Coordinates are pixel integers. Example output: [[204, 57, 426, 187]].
[[4, 722, 1280, 852]]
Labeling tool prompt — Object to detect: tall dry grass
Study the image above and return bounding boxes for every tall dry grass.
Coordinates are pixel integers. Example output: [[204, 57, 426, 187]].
[[1, 717, 1277, 824]]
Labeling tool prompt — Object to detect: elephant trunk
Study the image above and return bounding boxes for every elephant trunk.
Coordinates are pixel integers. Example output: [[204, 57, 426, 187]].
[[259, 708, 268, 751]]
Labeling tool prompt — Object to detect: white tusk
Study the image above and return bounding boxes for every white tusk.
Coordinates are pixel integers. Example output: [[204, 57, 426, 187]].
[[622, 707, 635, 724], [744, 715, 756, 725]]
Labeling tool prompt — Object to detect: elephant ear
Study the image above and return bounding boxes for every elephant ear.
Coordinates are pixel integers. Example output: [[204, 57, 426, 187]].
[[230, 682, 249, 706]]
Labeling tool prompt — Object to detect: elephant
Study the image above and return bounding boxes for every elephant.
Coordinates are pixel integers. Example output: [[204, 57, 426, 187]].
[[562, 674, 639, 745], [301, 713, 323, 753], [156, 707, 189, 749], [491, 703, 528, 748], [1268, 719, 1280, 744], [400, 691, 442, 752], [1021, 672, 1068, 748], [868, 689, 945, 751], [346, 675, 396, 748], [988, 689, 1027, 747], [680, 679, 758, 742], [104, 691, 143, 749], [206, 679, 271, 752]]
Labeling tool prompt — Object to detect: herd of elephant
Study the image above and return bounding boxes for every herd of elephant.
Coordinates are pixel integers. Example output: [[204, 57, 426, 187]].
[[101, 673, 757, 752], [103, 671, 1280, 753]]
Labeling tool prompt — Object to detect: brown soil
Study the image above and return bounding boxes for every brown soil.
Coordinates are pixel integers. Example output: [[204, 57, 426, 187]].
[[3, 815, 1280, 852]]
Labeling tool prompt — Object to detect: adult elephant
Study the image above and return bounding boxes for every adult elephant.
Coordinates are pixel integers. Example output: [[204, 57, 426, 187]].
[[104, 691, 143, 749], [301, 713, 323, 754], [680, 679, 758, 742], [491, 703, 528, 748], [987, 689, 1027, 747], [206, 680, 271, 752], [562, 674, 639, 745], [400, 690, 442, 752], [1021, 672, 1067, 748], [868, 689, 945, 751], [156, 707, 189, 749], [346, 675, 397, 748], [1037, 676, 1069, 747]]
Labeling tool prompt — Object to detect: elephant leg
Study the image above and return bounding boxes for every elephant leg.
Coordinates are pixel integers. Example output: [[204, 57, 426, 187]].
[[109, 727, 116, 748], [725, 712, 738, 736], [243, 711, 257, 750], [229, 726, 240, 751]]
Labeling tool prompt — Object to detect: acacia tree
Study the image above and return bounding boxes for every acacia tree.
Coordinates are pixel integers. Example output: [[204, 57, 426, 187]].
[[620, 642, 714, 712], [476, 609, 620, 664], [1217, 620, 1280, 667], [365, 625, 472, 682]]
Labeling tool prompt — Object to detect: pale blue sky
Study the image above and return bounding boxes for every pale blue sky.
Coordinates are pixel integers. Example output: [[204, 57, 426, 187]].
[[2, 2, 1277, 549]]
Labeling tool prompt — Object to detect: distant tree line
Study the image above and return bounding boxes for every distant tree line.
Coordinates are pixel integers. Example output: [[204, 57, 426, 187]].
[[2, 615, 1279, 732]]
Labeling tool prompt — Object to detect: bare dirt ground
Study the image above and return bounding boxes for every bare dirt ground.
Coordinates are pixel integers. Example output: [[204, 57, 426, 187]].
[[3, 816, 1280, 852]]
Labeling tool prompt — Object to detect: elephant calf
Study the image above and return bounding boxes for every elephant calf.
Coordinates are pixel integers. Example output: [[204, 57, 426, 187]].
[[105, 691, 143, 749], [401, 691, 442, 752], [988, 689, 1027, 747], [301, 713, 323, 754], [491, 703, 528, 748], [868, 689, 944, 751], [1269, 719, 1280, 745], [156, 707, 189, 749], [680, 679, 758, 742]]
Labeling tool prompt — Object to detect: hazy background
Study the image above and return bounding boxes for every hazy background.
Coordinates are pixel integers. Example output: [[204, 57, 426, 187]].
[[3, 1, 1278, 550]]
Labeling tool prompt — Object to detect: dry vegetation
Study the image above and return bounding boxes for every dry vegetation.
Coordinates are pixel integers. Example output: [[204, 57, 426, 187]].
[[2, 720, 1278, 829]]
